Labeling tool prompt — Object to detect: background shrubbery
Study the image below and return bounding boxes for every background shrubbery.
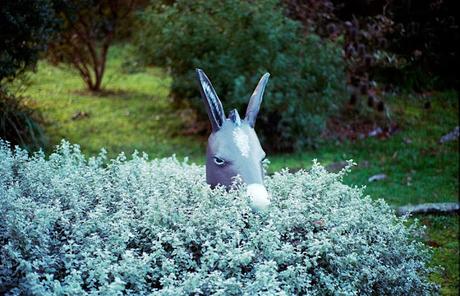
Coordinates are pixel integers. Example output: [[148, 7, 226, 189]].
[[0, 0, 59, 151], [0, 140, 437, 294], [134, 0, 347, 151], [0, 92, 46, 151], [0, 0, 59, 83]]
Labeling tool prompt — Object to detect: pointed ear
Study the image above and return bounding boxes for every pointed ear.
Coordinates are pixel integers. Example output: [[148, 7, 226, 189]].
[[245, 73, 270, 127], [196, 69, 225, 132]]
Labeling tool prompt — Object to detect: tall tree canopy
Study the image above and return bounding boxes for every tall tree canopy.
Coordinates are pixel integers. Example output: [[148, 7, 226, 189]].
[[0, 0, 60, 84]]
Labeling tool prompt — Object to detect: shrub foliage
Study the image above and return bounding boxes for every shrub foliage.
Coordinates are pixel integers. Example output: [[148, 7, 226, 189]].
[[134, 0, 346, 151], [0, 140, 437, 295], [0, 0, 58, 150], [285, 0, 459, 91], [0, 0, 59, 83], [0, 92, 46, 151]]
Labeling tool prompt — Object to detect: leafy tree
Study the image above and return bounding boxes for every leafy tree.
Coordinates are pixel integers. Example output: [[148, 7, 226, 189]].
[[48, 0, 137, 92], [285, 0, 459, 91], [0, 0, 59, 83], [134, 0, 346, 151], [388, 0, 459, 90], [1, 0, 59, 150]]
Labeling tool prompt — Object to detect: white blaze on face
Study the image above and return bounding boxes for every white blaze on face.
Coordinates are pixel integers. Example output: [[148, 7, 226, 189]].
[[233, 128, 250, 157], [247, 183, 270, 210]]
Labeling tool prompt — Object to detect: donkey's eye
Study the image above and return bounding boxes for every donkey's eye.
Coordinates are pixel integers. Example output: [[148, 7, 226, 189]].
[[213, 156, 226, 166]]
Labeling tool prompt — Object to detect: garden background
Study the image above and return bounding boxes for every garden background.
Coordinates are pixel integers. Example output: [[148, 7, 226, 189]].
[[1, 0, 458, 294]]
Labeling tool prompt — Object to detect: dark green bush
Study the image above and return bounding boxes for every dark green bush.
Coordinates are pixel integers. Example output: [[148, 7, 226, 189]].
[[134, 0, 346, 151], [0, 0, 59, 150], [289, 0, 459, 91], [0, 0, 60, 83], [0, 91, 46, 151], [388, 0, 459, 90]]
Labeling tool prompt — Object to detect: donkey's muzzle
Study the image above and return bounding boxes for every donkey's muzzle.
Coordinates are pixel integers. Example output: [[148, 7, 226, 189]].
[[247, 183, 270, 211]]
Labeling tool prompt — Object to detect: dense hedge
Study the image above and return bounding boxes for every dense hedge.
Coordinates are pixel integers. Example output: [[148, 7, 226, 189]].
[[134, 0, 346, 151], [0, 140, 437, 295]]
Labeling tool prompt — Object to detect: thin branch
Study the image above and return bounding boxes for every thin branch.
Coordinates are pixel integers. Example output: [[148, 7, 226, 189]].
[[73, 20, 99, 75]]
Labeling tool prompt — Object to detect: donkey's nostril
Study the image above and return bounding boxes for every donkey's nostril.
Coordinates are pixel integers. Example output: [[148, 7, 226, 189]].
[[246, 183, 270, 211]]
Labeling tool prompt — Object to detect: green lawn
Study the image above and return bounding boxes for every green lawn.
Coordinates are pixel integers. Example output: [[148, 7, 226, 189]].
[[20, 46, 459, 295], [269, 97, 459, 206], [19, 48, 204, 159]]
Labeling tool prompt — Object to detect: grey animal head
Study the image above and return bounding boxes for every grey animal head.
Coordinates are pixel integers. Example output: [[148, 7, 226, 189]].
[[196, 69, 270, 210]]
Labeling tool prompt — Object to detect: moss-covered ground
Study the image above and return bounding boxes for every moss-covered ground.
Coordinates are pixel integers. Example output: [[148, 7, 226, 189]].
[[19, 47, 459, 295]]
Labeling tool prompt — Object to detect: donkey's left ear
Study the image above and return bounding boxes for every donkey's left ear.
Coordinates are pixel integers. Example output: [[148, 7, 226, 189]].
[[196, 69, 226, 132], [245, 73, 270, 128]]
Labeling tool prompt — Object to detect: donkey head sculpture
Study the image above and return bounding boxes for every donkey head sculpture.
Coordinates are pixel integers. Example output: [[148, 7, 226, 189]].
[[196, 69, 271, 210]]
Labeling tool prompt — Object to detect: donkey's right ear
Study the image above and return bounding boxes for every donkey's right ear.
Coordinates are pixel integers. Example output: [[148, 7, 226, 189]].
[[196, 69, 225, 132], [245, 73, 270, 128]]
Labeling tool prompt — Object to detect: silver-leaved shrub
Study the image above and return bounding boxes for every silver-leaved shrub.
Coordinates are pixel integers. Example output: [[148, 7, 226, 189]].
[[0, 140, 438, 295]]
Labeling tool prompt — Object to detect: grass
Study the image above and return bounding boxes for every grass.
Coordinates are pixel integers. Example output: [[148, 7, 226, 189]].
[[15, 46, 460, 294], [424, 215, 459, 295], [269, 94, 459, 206], [15, 47, 204, 159]]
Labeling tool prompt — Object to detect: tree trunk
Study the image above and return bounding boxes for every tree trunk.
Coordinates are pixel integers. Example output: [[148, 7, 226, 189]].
[[48, 0, 136, 93]]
